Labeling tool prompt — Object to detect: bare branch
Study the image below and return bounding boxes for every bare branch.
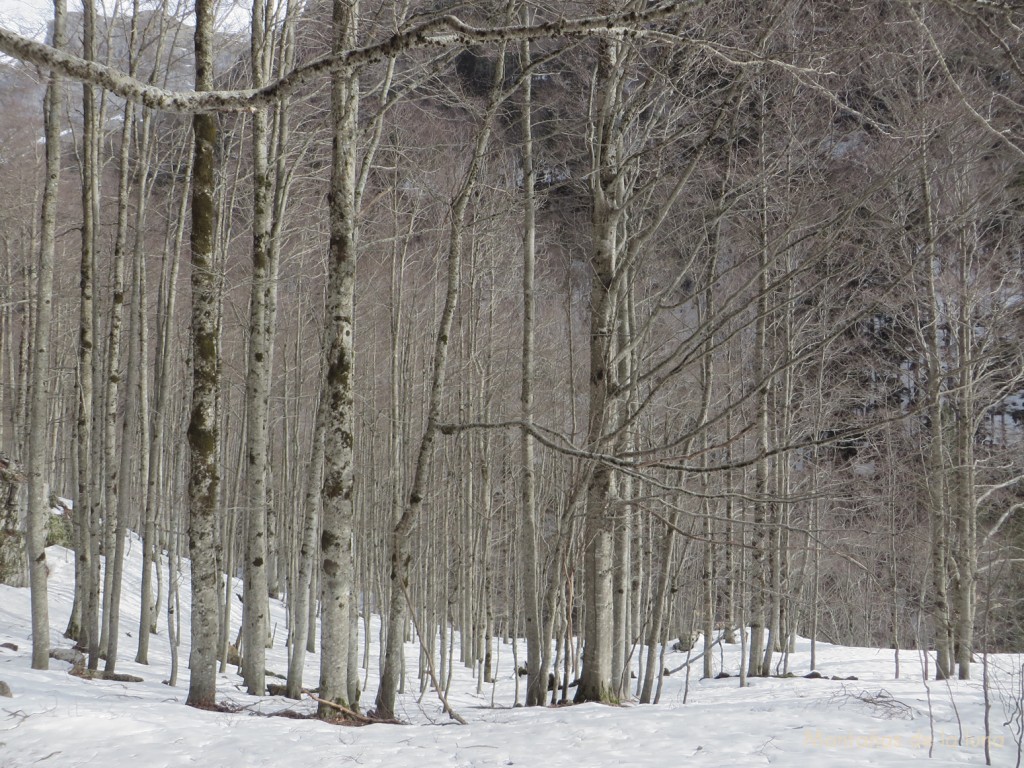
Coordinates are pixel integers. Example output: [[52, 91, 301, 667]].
[[0, 2, 691, 113]]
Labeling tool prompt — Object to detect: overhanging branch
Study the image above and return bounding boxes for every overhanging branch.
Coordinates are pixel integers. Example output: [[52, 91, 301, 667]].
[[0, 2, 691, 113]]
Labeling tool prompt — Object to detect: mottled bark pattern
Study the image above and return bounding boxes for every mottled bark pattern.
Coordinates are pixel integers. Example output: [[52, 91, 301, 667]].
[[185, 0, 222, 708], [575, 31, 624, 706], [241, 0, 275, 697], [317, 0, 359, 717], [0, 5, 680, 114], [26, 0, 66, 671]]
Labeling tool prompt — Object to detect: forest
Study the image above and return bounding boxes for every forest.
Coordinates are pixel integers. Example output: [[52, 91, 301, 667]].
[[0, 0, 1022, 726]]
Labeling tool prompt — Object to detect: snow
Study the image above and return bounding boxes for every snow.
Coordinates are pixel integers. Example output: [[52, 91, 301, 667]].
[[0, 540, 1018, 767]]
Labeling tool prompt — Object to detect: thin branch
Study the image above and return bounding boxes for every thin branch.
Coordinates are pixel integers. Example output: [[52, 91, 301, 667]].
[[907, 1, 1024, 159], [981, 501, 1024, 549], [0, 2, 691, 113], [398, 580, 467, 725], [307, 694, 387, 724]]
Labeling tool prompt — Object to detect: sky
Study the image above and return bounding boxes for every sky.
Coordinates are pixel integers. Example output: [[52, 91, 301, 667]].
[[0, 524, 1016, 767]]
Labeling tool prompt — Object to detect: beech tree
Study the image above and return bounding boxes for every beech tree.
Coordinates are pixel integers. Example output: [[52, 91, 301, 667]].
[[24, 0, 67, 672], [1, 0, 1022, 720], [185, 0, 223, 708]]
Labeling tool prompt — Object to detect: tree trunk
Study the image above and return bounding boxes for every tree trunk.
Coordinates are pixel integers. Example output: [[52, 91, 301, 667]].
[[104, 223, 144, 675], [240, 0, 277, 696], [0, 457, 25, 587], [65, 0, 97, 643], [317, 0, 359, 714], [375, 41, 504, 719], [287, 408, 324, 698], [99, 85, 137, 662], [185, 0, 222, 708], [518, 22, 546, 709], [575, 32, 625, 706], [953, 240, 977, 680], [920, 159, 953, 681], [26, 0, 67, 671]]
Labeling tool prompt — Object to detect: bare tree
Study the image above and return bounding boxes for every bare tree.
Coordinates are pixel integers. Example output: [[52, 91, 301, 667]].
[[185, 0, 223, 709], [25, 0, 67, 672]]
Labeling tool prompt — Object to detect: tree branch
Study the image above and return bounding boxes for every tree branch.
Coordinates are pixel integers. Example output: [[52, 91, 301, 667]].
[[0, 2, 690, 114]]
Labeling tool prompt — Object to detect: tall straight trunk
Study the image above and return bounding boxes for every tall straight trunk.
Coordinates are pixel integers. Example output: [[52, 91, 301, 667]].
[[575, 32, 625, 706], [134, 239, 153, 655], [920, 159, 952, 681], [611, 293, 634, 699], [135, 130, 173, 662], [0, 248, 25, 585], [286, 406, 324, 698], [131, 13, 172, 662], [108, 52, 160, 671], [518, 23, 545, 709], [925, 354, 951, 680], [768, 257, 796, 670], [186, 0, 222, 708], [640, 512, 676, 703], [0, 240, 25, 587], [374, 42, 505, 720], [723, 463, 737, 645], [86, 232, 103, 671], [104, 230, 143, 675], [954, 240, 977, 680], [383, 158, 406, 679], [576, 240, 617, 705], [264, 60, 294, 601], [317, 0, 359, 716], [67, 0, 97, 643], [166, 493, 181, 687], [140, 148, 189, 663], [699, 353, 716, 682], [99, 85, 137, 660], [26, 0, 66, 671], [15, 251, 33, 466], [539, 515, 565, 703], [217, 407, 241, 673], [748, 150, 772, 679], [241, 0, 276, 696], [701, 490, 714, 679], [699, 251, 719, 679], [808, 345, 827, 671]]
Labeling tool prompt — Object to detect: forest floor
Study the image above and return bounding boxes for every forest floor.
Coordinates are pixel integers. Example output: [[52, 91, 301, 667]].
[[0, 538, 1018, 767]]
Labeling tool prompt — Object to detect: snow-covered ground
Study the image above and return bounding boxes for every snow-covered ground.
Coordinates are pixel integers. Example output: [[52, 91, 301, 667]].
[[0, 538, 1019, 767]]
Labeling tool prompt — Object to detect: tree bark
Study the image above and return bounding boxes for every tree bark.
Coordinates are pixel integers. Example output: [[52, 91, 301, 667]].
[[66, 0, 97, 644], [575, 30, 625, 706], [920, 156, 953, 681], [0, 455, 25, 587], [185, 0, 222, 708], [316, 0, 359, 715], [26, 0, 67, 671], [518, 21, 546, 709], [374, 40, 505, 720], [240, 0, 277, 697], [287, 404, 324, 699]]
